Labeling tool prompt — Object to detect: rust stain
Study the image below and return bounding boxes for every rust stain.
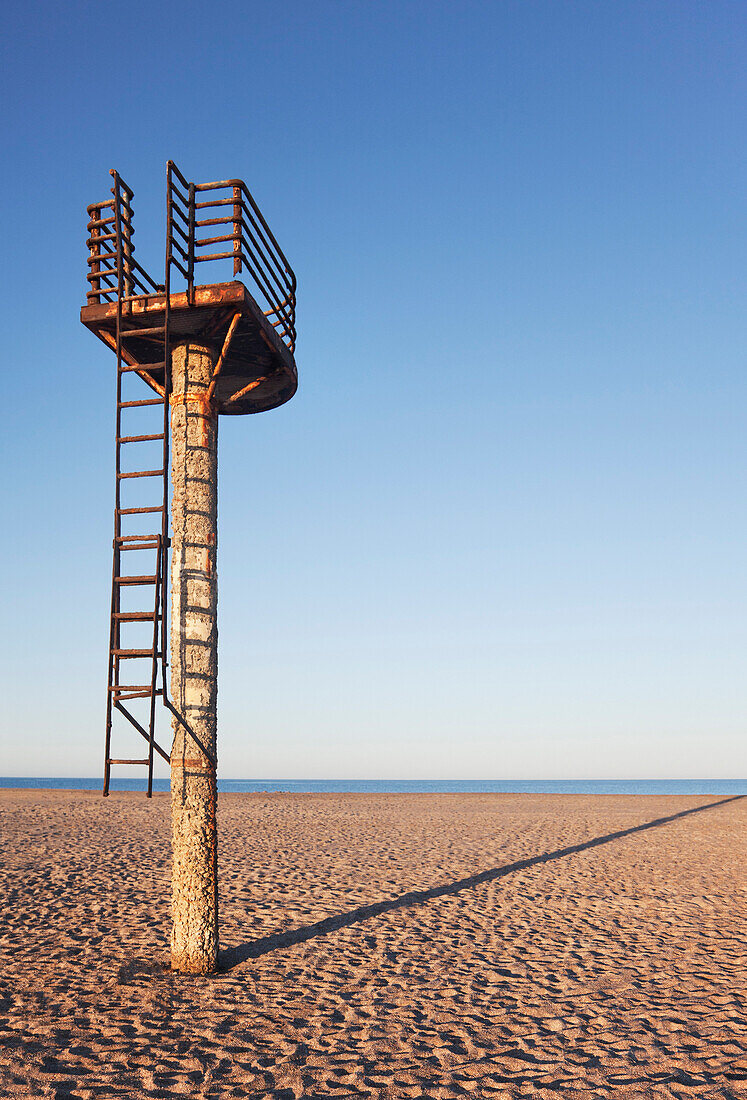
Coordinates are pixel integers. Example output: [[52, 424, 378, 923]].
[[226, 374, 268, 404], [169, 389, 217, 449]]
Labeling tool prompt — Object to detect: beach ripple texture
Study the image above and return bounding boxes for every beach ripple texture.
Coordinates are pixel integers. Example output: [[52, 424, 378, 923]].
[[0, 790, 744, 1098]]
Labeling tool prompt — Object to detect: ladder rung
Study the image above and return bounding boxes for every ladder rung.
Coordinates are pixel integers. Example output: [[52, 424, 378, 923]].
[[118, 433, 166, 444], [120, 327, 167, 338], [119, 399, 164, 408], [108, 759, 150, 765], [120, 361, 166, 374], [110, 686, 163, 694], [113, 612, 160, 621], [112, 649, 158, 657], [118, 541, 160, 551], [114, 575, 157, 585], [118, 506, 165, 515], [116, 534, 161, 542], [117, 469, 164, 479]]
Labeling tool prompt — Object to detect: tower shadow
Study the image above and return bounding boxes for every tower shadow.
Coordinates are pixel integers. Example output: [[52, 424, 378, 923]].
[[220, 794, 742, 970]]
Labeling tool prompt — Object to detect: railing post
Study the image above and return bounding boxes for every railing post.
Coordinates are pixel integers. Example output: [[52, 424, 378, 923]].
[[188, 183, 196, 304], [233, 185, 242, 277]]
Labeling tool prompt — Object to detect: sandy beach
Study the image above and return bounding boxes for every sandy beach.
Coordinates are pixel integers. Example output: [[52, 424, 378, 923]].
[[0, 790, 744, 1099]]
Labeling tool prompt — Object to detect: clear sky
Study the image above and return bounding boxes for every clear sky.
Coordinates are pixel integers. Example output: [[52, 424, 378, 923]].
[[2, 1, 745, 779]]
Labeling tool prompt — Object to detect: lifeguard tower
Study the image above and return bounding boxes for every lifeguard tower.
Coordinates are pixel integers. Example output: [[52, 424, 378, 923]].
[[81, 162, 297, 972]]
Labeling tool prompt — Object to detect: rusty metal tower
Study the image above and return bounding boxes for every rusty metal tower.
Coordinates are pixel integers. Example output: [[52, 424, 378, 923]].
[[81, 162, 297, 971]]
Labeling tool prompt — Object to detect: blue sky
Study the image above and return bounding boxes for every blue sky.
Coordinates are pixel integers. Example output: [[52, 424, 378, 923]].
[[2, 0, 745, 778]]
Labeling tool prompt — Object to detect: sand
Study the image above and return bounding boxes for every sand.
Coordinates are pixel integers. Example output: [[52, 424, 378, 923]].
[[0, 790, 744, 1099]]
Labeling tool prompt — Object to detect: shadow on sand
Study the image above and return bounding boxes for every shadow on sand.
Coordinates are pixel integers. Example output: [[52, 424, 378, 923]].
[[220, 794, 742, 971]]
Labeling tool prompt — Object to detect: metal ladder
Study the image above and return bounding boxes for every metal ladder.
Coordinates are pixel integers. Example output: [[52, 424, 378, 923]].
[[88, 163, 226, 794], [96, 172, 172, 796]]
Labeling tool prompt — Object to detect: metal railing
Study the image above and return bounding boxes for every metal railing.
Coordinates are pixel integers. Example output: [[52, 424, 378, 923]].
[[88, 163, 297, 357], [87, 173, 162, 305], [166, 161, 297, 353]]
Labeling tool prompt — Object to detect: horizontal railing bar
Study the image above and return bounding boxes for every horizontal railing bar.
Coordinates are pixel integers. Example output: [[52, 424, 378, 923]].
[[86, 267, 118, 280], [194, 196, 237, 209], [86, 268, 118, 281], [188, 185, 296, 275], [193, 249, 234, 263], [86, 266, 118, 281], [195, 233, 238, 247], [194, 215, 231, 229], [193, 181, 236, 192]]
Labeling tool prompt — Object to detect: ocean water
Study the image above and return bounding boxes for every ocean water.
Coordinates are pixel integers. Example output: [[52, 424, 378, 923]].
[[1, 777, 745, 795]]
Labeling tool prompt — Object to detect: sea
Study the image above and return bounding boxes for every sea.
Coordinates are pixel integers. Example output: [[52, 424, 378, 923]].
[[1, 778, 745, 795]]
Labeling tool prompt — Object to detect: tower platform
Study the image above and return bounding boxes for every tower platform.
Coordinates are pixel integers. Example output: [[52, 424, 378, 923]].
[[84, 162, 298, 798], [81, 280, 297, 415]]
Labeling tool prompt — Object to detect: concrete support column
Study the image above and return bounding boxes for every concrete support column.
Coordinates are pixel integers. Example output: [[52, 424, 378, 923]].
[[169, 341, 219, 974]]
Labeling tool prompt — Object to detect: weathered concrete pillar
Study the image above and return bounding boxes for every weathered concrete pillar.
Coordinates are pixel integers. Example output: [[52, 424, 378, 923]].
[[169, 341, 219, 974]]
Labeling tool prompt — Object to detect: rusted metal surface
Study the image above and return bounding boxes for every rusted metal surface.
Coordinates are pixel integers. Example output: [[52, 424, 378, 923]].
[[81, 281, 296, 415], [99, 170, 172, 797], [206, 311, 242, 402], [82, 162, 298, 796], [227, 375, 269, 404]]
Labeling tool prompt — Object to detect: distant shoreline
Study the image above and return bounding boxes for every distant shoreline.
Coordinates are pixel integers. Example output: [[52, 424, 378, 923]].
[[1, 777, 745, 795]]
